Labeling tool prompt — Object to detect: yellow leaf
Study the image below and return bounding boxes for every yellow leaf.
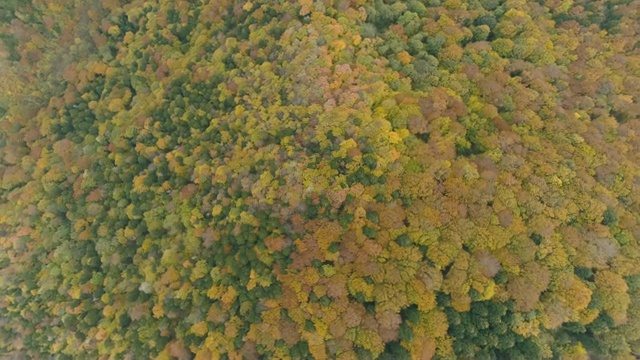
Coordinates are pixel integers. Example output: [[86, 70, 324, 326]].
[[332, 40, 346, 52], [194, 349, 213, 360], [191, 321, 208, 337], [68, 286, 81, 300], [480, 280, 496, 300], [207, 285, 222, 300], [153, 303, 164, 318], [221, 286, 238, 308], [247, 270, 257, 291], [314, 319, 329, 338], [388, 131, 402, 144], [214, 166, 228, 183], [397, 51, 413, 64], [161, 268, 180, 285], [107, 98, 124, 112], [157, 137, 167, 150], [47, 3, 63, 12], [299, 0, 312, 15], [103, 305, 116, 318], [107, 25, 121, 37]]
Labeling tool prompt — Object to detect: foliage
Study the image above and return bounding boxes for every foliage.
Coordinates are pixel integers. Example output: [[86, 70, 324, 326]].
[[1, 0, 639, 358]]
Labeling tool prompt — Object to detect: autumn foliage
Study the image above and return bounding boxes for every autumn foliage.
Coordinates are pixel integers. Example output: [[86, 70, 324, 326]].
[[1, 0, 639, 359]]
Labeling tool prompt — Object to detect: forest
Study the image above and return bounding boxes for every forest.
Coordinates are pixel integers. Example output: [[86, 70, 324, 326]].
[[0, 0, 639, 359]]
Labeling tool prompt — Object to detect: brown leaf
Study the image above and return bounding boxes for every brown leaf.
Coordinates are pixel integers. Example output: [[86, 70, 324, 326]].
[[168, 340, 191, 360], [129, 303, 147, 321]]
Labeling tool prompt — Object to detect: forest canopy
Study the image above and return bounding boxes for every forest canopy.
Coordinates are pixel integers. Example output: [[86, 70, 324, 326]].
[[1, 0, 639, 359]]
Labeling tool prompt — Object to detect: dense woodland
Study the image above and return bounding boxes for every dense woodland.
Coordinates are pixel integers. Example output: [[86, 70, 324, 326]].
[[1, 0, 639, 358]]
